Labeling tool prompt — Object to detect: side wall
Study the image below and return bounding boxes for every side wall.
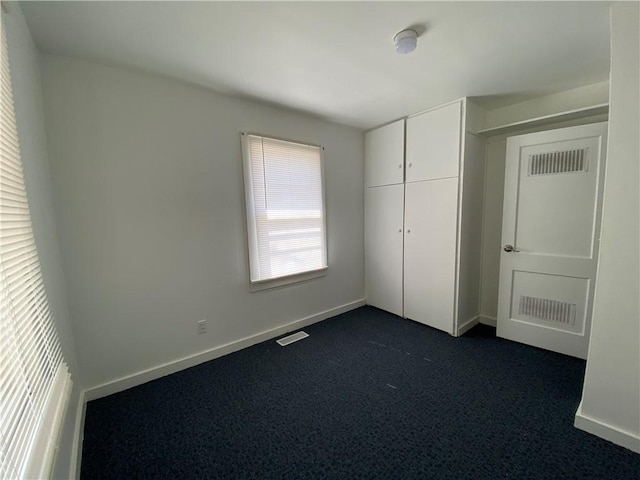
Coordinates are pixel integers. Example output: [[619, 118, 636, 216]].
[[575, 2, 640, 452], [4, 6, 81, 479], [39, 54, 365, 391]]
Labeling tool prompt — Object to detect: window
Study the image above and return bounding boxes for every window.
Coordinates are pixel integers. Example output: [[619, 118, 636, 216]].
[[241, 133, 327, 288], [1, 22, 72, 479]]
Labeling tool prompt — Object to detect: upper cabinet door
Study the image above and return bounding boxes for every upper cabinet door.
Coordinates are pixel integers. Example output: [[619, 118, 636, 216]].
[[406, 102, 462, 182], [365, 119, 405, 187]]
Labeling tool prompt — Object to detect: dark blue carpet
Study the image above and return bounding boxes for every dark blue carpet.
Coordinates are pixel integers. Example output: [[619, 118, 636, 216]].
[[81, 306, 640, 479]]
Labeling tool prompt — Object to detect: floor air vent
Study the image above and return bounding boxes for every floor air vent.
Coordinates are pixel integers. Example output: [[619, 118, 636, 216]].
[[529, 149, 587, 176], [519, 296, 576, 325], [276, 331, 309, 346]]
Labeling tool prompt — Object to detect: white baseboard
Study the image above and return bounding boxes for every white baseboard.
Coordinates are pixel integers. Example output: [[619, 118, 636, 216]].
[[84, 299, 365, 402], [70, 389, 86, 480], [574, 401, 640, 453], [456, 316, 480, 336], [478, 315, 497, 327]]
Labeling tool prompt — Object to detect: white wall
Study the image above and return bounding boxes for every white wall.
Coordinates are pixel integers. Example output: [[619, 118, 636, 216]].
[[4, 6, 81, 478], [575, 2, 640, 452], [39, 54, 365, 390]]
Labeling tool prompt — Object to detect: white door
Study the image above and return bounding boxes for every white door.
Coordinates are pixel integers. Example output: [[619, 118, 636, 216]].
[[406, 102, 461, 183], [497, 123, 608, 359], [404, 178, 458, 333], [365, 184, 404, 316], [365, 119, 405, 187]]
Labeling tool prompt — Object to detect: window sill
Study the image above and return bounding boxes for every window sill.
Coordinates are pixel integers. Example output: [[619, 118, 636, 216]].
[[249, 267, 328, 292]]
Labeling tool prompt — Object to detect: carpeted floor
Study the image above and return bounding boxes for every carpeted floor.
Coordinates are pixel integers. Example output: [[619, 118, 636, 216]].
[[81, 306, 640, 479]]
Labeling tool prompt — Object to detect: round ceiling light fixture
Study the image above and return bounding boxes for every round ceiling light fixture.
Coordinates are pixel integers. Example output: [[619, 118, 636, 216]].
[[394, 29, 417, 54]]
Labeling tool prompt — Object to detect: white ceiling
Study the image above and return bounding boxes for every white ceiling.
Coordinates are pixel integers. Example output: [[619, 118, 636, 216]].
[[21, 1, 611, 130]]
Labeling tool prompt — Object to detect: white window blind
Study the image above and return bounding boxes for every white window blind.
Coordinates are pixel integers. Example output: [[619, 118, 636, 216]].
[[1, 21, 71, 479], [242, 134, 327, 284]]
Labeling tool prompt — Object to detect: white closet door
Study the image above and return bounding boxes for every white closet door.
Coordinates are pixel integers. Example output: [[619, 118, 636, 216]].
[[406, 102, 461, 182], [365, 184, 405, 316], [404, 178, 458, 333], [365, 120, 405, 187]]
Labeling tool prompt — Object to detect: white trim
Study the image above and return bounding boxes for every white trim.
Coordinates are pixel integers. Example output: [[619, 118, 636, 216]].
[[453, 99, 465, 337], [407, 96, 467, 120], [84, 299, 365, 401], [574, 401, 640, 453], [69, 390, 87, 480], [249, 266, 327, 292], [456, 315, 480, 337], [479, 315, 497, 327], [478, 104, 609, 137]]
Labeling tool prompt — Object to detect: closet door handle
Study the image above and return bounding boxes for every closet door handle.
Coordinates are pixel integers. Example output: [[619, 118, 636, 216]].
[[406, 229, 411, 233]]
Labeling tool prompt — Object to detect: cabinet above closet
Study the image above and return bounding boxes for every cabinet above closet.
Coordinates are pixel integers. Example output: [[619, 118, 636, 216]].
[[364, 119, 405, 187], [406, 101, 461, 182]]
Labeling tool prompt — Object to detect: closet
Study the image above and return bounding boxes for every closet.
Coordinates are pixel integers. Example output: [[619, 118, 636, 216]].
[[364, 99, 485, 336]]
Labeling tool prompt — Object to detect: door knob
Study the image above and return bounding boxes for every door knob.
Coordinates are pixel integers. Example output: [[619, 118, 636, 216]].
[[503, 244, 519, 252]]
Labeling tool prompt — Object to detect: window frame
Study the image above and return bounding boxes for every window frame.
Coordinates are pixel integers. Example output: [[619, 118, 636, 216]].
[[240, 132, 328, 292], [1, 19, 72, 479]]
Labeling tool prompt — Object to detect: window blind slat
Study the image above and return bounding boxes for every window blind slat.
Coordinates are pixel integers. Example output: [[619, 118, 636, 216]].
[[0, 235, 34, 250], [0, 180, 28, 197]]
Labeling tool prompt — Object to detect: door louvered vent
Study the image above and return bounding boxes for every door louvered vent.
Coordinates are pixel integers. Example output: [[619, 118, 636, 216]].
[[519, 296, 576, 325], [529, 149, 587, 176]]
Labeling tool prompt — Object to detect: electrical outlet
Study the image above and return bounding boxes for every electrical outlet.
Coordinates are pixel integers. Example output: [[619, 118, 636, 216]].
[[197, 319, 207, 335]]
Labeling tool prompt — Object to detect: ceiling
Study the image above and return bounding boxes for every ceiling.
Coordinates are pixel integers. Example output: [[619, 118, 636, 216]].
[[20, 1, 611, 130]]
